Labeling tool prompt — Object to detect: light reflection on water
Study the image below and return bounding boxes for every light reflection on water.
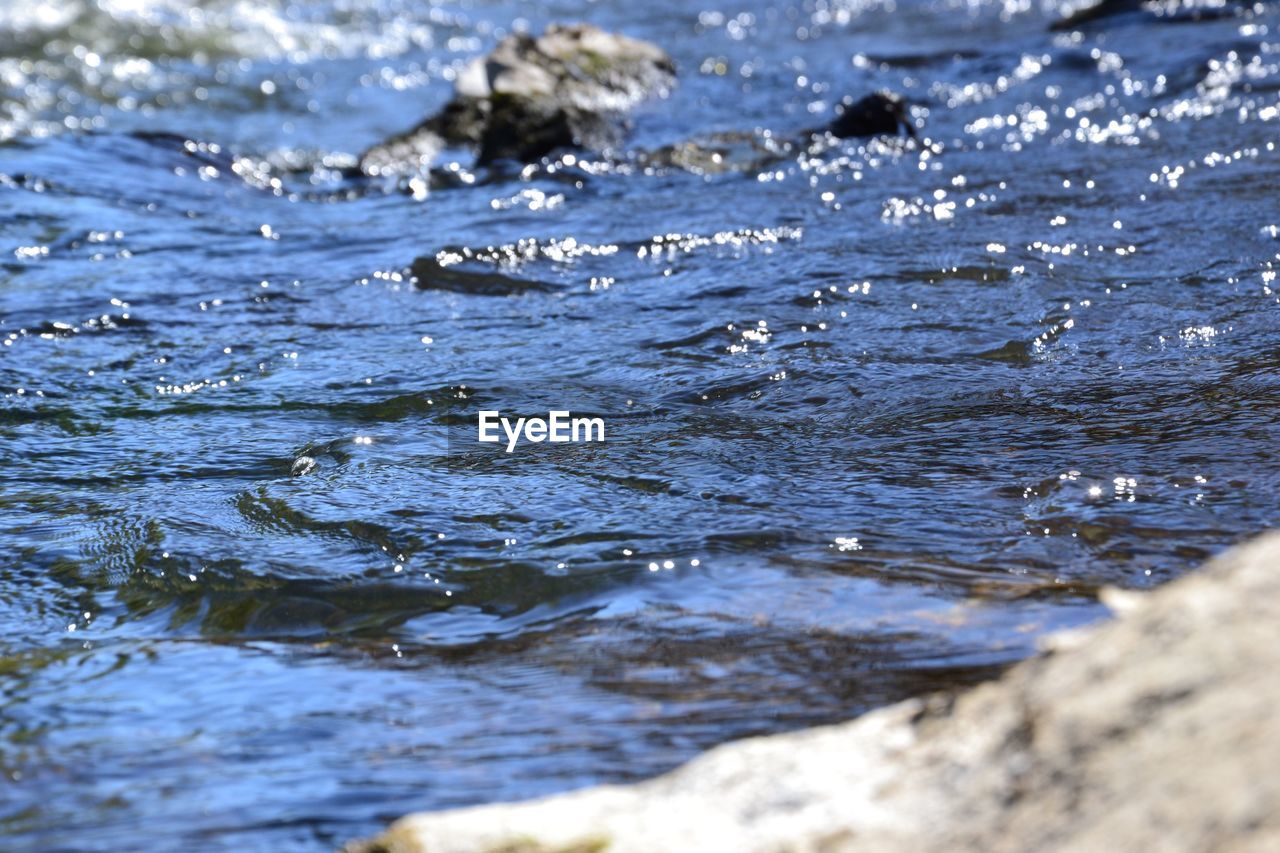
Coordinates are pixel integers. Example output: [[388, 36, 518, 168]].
[[3, 0, 1280, 848]]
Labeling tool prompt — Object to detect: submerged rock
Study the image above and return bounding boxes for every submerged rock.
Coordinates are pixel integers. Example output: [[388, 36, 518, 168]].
[[347, 531, 1280, 852], [635, 91, 915, 175], [634, 130, 796, 175], [359, 24, 675, 175], [409, 255, 562, 296]]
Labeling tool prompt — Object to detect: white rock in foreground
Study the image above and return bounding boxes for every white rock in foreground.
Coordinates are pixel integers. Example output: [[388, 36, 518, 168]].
[[350, 533, 1280, 853]]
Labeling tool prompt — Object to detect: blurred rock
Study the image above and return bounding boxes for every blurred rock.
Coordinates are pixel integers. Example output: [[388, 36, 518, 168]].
[[359, 24, 675, 175], [1049, 0, 1238, 30], [348, 531, 1280, 853], [825, 90, 914, 139], [1050, 0, 1146, 30], [633, 130, 795, 175]]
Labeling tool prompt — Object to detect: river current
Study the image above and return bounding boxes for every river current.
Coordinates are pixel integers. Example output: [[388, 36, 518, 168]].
[[3, 0, 1279, 848]]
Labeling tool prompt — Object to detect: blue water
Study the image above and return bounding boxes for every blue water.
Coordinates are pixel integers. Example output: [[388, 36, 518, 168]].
[[3, 0, 1280, 848]]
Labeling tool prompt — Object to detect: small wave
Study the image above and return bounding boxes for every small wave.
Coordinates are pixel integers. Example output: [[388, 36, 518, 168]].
[[398, 227, 804, 296]]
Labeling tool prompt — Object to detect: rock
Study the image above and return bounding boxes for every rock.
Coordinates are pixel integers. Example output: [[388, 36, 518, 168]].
[[1048, 0, 1237, 30], [633, 90, 914, 175], [409, 255, 562, 296], [475, 95, 599, 166], [824, 91, 914, 139], [1049, 0, 1146, 30], [634, 131, 796, 175], [347, 531, 1280, 853], [358, 24, 675, 175]]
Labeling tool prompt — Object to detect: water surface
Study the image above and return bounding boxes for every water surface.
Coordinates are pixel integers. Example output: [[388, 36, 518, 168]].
[[3, 0, 1280, 848]]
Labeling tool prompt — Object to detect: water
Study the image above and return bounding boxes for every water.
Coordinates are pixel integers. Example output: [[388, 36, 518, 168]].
[[3, 0, 1280, 848]]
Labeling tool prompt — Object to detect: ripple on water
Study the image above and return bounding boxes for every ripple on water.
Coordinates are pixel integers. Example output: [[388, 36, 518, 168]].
[[4, 0, 1280, 849]]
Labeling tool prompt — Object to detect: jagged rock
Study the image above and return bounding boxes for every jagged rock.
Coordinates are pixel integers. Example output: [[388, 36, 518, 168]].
[[358, 24, 675, 175], [347, 531, 1280, 852]]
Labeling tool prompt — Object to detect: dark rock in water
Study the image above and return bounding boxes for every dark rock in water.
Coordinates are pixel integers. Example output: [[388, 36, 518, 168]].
[[825, 91, 914, 139], [1049, 0, 1146, 30], [359, 24, 675, 175], [636, 90, 914, 175], [409, 256, 562, 296], [476, 96, 601, 166], [1048, 0, 1237, 30]]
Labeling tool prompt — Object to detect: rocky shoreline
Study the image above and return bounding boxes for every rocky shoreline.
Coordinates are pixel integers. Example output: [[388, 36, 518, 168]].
[[349, 533, 1280, 852]]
